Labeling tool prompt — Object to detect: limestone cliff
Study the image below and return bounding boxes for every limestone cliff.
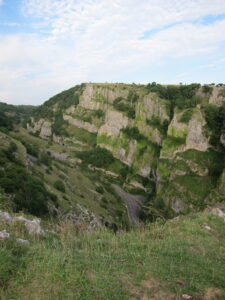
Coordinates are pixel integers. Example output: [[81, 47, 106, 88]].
[[27, 83, 225, 216]]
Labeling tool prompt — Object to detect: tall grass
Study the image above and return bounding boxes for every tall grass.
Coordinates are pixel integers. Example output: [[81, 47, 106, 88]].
[[0, 213, 225, 299]]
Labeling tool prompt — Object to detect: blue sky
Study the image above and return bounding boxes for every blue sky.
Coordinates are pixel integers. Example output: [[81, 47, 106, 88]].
[[0, 0, 225, 105]]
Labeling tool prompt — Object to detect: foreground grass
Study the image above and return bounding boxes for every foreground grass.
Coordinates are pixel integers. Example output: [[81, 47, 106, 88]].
[[0, 213, 225, 299]]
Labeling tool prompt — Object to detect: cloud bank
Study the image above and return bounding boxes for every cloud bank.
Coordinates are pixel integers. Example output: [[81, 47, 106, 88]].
[[0, 0, 225, 104]]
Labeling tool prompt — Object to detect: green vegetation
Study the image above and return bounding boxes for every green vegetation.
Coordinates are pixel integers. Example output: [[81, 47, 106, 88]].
[[54, 180, 66, 193], [177, 149, 224, 180], [203, 103, 225, 147], [146, 83, 201, 114], [0, 111, 13, 132], [40, 152, 52, 167], [113, 97, 136, 119], [0, 213, 224, 299], [0, 102, 35, 129], [76, 147, 115, 168], [146, 117, 169, 135], [67, 125, 97, 146], [52, 111, 68, 136], [0, 138, 57, 216], [219, 87, 225, 97], [179, 108, 193, 123], [202, 85, 213, 94], [121, 127, 145, 141], [163, 135, 187, 151]]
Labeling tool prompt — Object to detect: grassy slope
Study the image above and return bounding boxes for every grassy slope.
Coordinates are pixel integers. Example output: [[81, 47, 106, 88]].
[[4, 127, 129, 226], [0, 212, 224, 299]]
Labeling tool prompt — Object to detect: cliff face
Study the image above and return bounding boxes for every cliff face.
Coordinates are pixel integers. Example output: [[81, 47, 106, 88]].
[[28, 83, 225, 216]]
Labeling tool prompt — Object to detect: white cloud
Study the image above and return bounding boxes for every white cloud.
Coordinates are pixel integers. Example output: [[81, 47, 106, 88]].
[[0, 22, 21, 27], [0, 0, 225, 104]]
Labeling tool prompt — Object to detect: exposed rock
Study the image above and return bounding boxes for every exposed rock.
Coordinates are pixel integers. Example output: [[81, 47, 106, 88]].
[[40, 120, 52, 138], [99, 109, 129, 137], [186, 111, 209, 151], [15, 216, 45, 236], [182, 294, 192, 300], [48, 150, 67, 161], [0, 230, 10, 240], [16, 238, 30, 245], [210, 208, 225, 218], [79, 83, 129, 110], [171, 198, 187, 214], [27, 118, 52, 138], [0, 211, 13, 223], [162, 108, 209, 159], [209, 86, 225, 106], [63, 114, 98, 133], [204, 225, 212, 231]]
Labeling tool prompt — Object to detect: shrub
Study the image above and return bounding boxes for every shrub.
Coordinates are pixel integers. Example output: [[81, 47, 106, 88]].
[[76, 147, 115, 168], [119, 166, 129, 180], [146, 83, 201, 110], [40, 152, 52, 166], [21, 141, 39, 157], [203, 104, 225, 147], [93, 110, 104, 118], [54, 180, 65, 193], [121, 127, 145, 141], [179, 109, 193, 123], [95, 186, 104, 194], [52, 111, 68, 136], [202, 85, 213, 94]]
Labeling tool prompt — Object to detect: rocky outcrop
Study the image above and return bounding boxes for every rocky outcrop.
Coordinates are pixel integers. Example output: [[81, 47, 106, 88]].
[[156, 107, 216, 213], [98, 110, 130, 137], [27, 118, 52, 138], [79, 83, 129, 110], [63, 114, 98, 133], [209, 86, 225, 106], [0, 211, 45, 236]]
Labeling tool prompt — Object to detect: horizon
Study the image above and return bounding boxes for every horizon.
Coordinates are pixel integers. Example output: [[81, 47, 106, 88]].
[[0, 0, 225, 105]]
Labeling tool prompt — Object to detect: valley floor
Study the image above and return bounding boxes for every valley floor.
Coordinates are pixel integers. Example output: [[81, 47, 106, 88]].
[[0, 212, 225, 300]]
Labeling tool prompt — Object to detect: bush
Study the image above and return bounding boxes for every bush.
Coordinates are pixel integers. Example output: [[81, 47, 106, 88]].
[[93, 110, 104, 118], [202, 85, 213, 94], [113, 97, 135, 118], [52, 111, 68, 136], [179, 109, 193, 123], [21, 141, 39, 157], [0, 166, 56, 216], [76, 147, 115, 168], [121, 127, 145, 141], [95, 186, 104, 194], [203, 104, 225, 147], [119, 166, 129, 180], [146, 83, 201, 110], [40, 152, 52, 167], [54, 180, 65, 193]]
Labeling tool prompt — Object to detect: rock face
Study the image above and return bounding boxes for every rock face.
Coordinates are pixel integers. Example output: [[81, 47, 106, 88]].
[[15, 216, 45, 235], [63, 114, 98, 133], [27, 83, 225, 215], [28, 118, 52, 138], [0, 211, 45, 236], [99, 110, 129, 137], [156, 107, 221, 213]]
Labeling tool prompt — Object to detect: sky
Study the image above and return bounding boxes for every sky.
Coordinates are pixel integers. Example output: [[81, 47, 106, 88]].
[[0, 0, 225, 105]]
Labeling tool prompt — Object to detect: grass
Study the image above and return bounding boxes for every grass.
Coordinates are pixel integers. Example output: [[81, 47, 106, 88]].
[[0, 212, 224, 299]]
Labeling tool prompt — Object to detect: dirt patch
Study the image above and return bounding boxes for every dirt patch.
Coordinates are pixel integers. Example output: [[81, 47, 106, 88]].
[[204, 287, 223, 300], [124, 274, 175, 300]]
